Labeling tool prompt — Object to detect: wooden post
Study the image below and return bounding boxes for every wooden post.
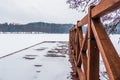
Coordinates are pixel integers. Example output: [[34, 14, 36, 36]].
[[87, 6, 99, 80]]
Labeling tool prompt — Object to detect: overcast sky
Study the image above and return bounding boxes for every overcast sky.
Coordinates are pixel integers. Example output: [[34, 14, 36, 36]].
[[0, 0, 86, 24]]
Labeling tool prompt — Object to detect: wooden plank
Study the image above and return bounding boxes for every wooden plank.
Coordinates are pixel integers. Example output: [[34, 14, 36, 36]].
[[77, 28, 88, 65], [91, 18, 120, 80], [77, 30, 88, 65], [78, 28, 88, 79], [77, 15, 88, 27], [81, 28, 88, 52], [76, 28, 88, 80], [92, 0, 120, 18], [76, 26, 83, 60], [75, 30, 77, 60], [73, 30, 76, 60], [75, 29, 80, 61], [77, 68, 86, 80], [81, 52, 87, 80], [87, 6, 99, 80], [78, 27, 83, 47], [71, 31, 74, 48], [87, 32, 99, 80]]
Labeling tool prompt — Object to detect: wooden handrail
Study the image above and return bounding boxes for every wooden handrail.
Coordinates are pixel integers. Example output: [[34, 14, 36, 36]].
[[77, 0, 120, 27], [69, 0, 120, 80], [91, 0, 120, 18], [77, 14, 88, 27]]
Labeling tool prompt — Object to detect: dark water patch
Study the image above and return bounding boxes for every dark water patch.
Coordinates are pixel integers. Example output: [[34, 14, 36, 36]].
[[34, 65, 42, 67], [58, 45, 68, 48], [36, 71, 41, 73], [35, 48, 46, 51], [23, 57, 35, 60], [44, 53, 66, 57], [23, 55, 38, 60], [58, 41, 68, 44], [48, 50, 58, 53], [44, 41, 57, 43], [25, 55, 38, 57]]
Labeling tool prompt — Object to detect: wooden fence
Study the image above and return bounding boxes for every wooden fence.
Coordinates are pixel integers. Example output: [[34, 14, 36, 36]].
[[69, 0, 120, 80]]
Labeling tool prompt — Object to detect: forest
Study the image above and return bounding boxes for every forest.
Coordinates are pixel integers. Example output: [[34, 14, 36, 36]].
[[0, 22, 73, 33]]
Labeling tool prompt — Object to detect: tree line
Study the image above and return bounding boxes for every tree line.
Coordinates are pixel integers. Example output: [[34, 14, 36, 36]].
[[0, 22, 73, 33]]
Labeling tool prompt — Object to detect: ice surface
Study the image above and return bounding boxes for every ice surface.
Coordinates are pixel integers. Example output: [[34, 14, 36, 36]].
[[0, 34, 69, 57], [0, 41, 72, 80]]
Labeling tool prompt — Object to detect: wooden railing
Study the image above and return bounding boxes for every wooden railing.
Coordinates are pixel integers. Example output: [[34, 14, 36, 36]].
[[69, 0, 120, 80]]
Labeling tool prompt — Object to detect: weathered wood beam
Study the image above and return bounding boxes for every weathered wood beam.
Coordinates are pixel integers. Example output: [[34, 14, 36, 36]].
[[77, 68, 86, 80], [91, 18, 120, 80], [75, 30, 80, 61], [78, 27, 83, 47], [81, 52, 87, 80], [77, 28, 88, 66], [87, 27, 99, 80], [87, 6, 99, 80]]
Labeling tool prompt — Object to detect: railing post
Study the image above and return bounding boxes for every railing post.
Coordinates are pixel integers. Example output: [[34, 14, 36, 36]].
[[87, 6, 99, 80]]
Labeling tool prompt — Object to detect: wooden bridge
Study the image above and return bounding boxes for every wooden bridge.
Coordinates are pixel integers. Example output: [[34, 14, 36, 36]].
[[69, 0, 120, 80]]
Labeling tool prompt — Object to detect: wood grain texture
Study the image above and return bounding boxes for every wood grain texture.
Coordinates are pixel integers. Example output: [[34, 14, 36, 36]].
[[87, 6, 99, 80], [91, 18, 120, 80], [92, 0, 120, 18]]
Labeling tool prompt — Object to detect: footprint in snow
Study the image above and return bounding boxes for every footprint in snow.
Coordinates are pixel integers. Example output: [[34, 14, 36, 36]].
[[23, 55, 38, 60]]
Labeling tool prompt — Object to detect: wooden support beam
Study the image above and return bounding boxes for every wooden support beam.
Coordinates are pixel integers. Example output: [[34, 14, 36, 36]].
[[77, 28, 88, 66], [75, 29, 80, 61], [77, 68, 86, 80], [87, 6, 99, 80], [77, 28, 88, 64], [87, 28, 99, 80], [73, 30, 76, 59], [91, 18, 120, 80], [78, 27, 83, 47], [81, 52, 87, 80]]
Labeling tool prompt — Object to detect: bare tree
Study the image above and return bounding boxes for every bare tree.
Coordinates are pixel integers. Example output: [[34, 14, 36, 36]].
[[66, 0, 100, 12]]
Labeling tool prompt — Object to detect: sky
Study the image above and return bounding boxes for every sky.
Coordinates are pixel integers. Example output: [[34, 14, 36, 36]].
[[0, 0, 86, 24]]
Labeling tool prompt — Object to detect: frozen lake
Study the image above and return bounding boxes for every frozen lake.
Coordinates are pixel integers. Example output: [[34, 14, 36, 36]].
[[0, 34, 69, 57]]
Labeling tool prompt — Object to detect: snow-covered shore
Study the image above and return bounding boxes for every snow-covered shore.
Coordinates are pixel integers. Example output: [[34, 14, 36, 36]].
[[0, 34, 69, 57]]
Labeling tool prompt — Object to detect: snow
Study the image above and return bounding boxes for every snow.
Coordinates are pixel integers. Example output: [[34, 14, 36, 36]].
[[0, 34, 69, 57], [0, 33, 119, 80], [110, 34, 120, 55], [0, 40, 72, 80]]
